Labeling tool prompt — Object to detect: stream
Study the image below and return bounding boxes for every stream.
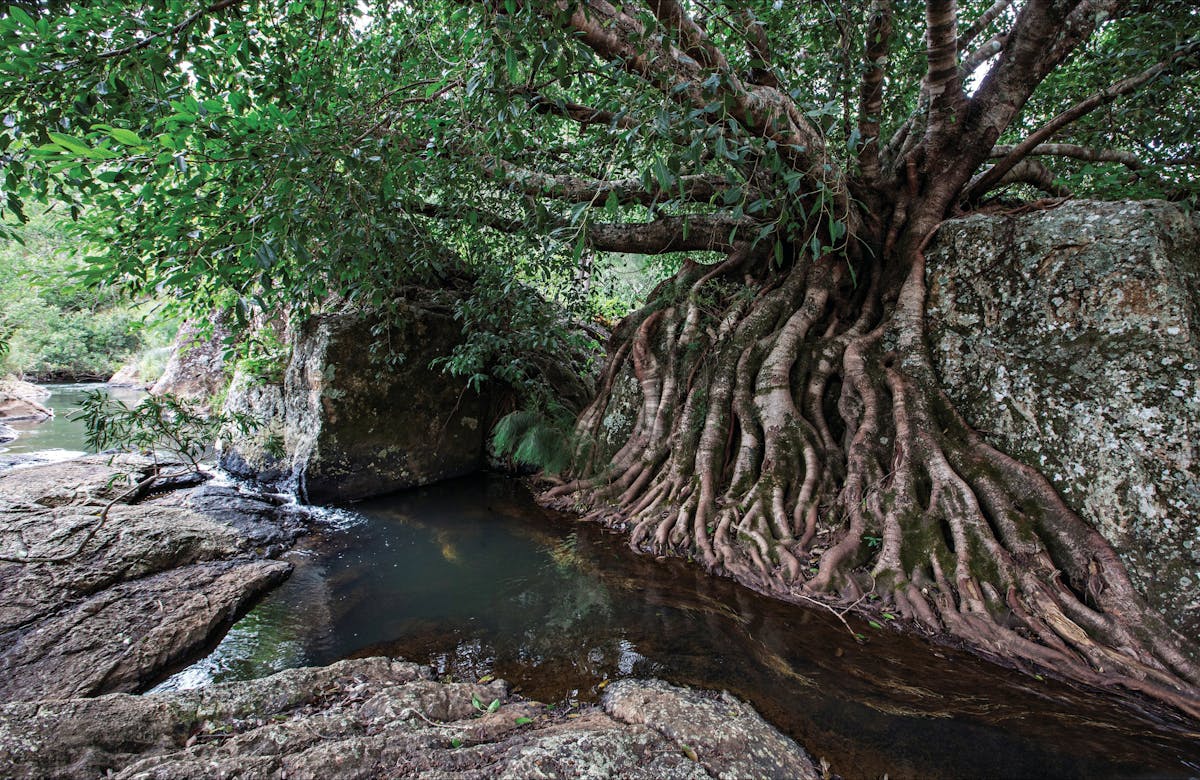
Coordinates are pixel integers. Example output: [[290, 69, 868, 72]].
[[156, 475, 1200, 779], [13, 385, 1200, 779]]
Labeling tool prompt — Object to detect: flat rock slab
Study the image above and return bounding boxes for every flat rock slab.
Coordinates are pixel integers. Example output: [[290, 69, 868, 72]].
[[0, 455, 303, 701], [0, 657, 820, 779]]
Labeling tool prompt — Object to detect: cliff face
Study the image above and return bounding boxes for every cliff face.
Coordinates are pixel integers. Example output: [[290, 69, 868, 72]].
[[926, 200, 1200, 648]]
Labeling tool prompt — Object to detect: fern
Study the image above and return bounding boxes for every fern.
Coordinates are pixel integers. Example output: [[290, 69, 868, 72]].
[[492, 407, 574, 476]]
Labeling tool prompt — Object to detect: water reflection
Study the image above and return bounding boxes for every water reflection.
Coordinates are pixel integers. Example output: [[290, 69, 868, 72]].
[[156, 475, 1200, 780]]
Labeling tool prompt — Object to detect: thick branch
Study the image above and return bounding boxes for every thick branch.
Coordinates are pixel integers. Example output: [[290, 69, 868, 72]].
[[406, 200, 750, 255], [856, 0, 893, 187], [587, 214, 751, 254], [646, 0, 727, 71], [923, 0, 964, 128], [990, 143, 1143, 169], [546, 0, 840, 201], [524, 92, 641, 130], [993, 158, 1071, 197], [959, 33, 1007, 78], [489, 160, 734, 206], [968, 39, 1200, 200], [739, 9, 779, 89]]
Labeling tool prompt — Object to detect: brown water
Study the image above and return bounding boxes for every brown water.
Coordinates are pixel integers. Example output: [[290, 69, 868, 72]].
[[154, 474, 1200, 779]]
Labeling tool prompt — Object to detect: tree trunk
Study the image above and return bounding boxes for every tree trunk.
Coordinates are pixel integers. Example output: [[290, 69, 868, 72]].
[[544, 225, 1200, 718]]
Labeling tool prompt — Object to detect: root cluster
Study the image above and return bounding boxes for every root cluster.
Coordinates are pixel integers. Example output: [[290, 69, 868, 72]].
[[544, 247, 1200, 718]]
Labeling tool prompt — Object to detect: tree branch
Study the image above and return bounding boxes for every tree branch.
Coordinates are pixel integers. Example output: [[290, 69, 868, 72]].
[[543, 0, 840, 201], [94, 0, 241, 59], [957, 0, 1014, 50], [959, 33, 1007, 79], [968, 38, 1200, 200], [646, 0, 728, 71], [857, 0, 893, 187], [522, 91, 641, 130], [923, 0, 964, 130], [738, 9, 779, 89], [404, 200, 751, 255], [586, 214, 749, 254], [990, 143, 1143, 169], [488, 160, 734, 207], [991, 158, 1071, 197]]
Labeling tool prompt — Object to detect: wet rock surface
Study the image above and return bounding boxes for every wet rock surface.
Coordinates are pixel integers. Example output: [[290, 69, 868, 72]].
[[926, 200, 1200, 646], [0, 657, 819, 779], [0, 454, 303, 700]]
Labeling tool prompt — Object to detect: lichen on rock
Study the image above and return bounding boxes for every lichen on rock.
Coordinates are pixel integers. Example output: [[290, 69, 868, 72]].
[[925, 200, 1200, 649]]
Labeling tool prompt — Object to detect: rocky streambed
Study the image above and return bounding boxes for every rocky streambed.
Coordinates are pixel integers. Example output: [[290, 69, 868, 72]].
[[0, 657, 817, 779], [0, 454, 820, 778]]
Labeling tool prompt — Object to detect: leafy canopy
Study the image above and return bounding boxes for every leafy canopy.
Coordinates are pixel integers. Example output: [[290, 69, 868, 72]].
[[0, 0, 1195, 325]]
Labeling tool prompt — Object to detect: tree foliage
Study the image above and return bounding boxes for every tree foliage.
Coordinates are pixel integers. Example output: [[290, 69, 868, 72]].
[[0, 0, 1194, 320]]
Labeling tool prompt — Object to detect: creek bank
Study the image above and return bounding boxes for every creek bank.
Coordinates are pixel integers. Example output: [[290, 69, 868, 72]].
[[0, 656, 819, 779], [0, 377, 52, 422], [0, 454, 305, 701]]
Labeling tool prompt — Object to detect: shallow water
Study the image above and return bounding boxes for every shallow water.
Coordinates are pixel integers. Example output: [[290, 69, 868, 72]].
[[156, 475, 1200, 780], [0, 382, 145, 458]]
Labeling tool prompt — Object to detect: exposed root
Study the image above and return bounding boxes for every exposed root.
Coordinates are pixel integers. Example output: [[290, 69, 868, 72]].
[[543, 244, 1200, 719]]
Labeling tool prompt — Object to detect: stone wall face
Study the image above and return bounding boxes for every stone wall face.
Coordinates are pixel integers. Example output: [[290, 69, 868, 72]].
[[221, 303, 489, 504], [286, 306, 489, 503], [926, 200, 1200, 644]]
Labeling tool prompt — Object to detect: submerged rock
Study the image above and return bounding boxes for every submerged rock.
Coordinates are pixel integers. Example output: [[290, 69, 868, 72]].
[[0, 455, 303, 700], [0, 424, 14, 444], [0, 378, 52, 422], [926, 200, 1200, 647], [0, 657, 819, 779]]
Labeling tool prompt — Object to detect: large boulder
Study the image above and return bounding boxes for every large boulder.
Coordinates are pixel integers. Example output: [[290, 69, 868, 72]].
[[222, 301, 491, 503], [221, 284, 597, 504], [0, 455, 304, 700], [108, 346, 171, 389], [0, 377, 51, 422], [0, 657, 819, 779], [925, 199, 1200, 645], [150, 314, 232, 403]]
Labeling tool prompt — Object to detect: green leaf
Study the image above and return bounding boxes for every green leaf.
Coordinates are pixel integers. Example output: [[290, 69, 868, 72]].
[[505, 48, 519, 82], [514, 716, 533, 725], [47, 132, 92, 156], [107, 128, 143, 146]]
